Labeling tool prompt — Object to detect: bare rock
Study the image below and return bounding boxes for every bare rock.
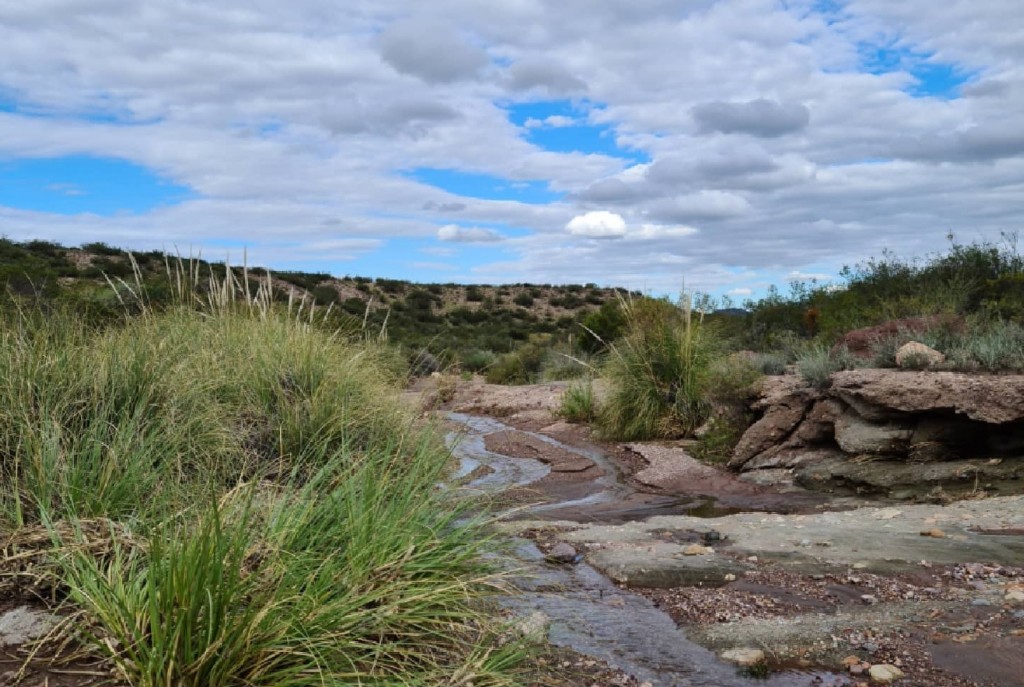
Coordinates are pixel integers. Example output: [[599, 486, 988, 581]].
[[793, 398, 844, 444], [0, 606, 56, 647], [868, 663, 904, 683], [546, 542, 578, 564], [832, 369, 1024, 424], [834, 407, 914, 455], [895, 341, 945, 369], [729, 391, 815, 469]]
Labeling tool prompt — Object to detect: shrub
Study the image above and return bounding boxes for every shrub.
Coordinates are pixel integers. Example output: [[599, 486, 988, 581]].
[[559, 379, 597, 423], [596, 294, 715, 440], [796, 344, 858, 388], [513, 292, 534, 307], [485, 342, 547, 384], [461, 349, 496, 373]]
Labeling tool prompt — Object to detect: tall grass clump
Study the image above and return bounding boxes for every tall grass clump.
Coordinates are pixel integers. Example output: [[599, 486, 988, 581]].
[[596, 292, 715, 440], [0, 262, 524, 687], [559, 379, 597, 423]]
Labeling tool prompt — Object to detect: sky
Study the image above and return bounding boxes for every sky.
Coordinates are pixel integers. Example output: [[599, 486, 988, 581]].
[[0, 0, 1022, 299]]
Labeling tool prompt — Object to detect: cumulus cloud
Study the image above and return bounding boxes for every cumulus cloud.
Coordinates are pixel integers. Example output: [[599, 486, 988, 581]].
[[378, 19, 488, 83], [437, 224, 504, 242], [691, 99, 811, 137], [565, 212, 697, 240], [566, 210, 627, 238], [505, 59, 587, 94]]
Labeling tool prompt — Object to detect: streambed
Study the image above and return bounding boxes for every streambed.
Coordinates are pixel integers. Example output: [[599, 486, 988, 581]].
[[446, 413, 850, 687]]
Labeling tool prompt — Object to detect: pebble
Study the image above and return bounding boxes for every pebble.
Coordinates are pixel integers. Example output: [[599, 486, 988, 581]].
[[1012, 610, 1024, 619], [723, 573, 737, 582], [683, 544, 713, 556], [702, 530, 722, 542], [546, 543, 578, 564], [868, 664, 904, 683], [860, 594, 879, 605], [861, 642, 879, 654], [1004, 590, 1024, 605], [971, 598, 993, 607], [919, 528, 946, 538]]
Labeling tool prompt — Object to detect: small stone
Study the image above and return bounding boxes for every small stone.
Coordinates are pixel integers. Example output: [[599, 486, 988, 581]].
[[721, 648, 765, 666], [683, 544, 712, 556], [723, 573, 737, 582], [971, 598, 993, 607], [920, 529, 946, 538], [861, 642, 879, 654], [1004, 590, 1024, 606], [1012, 610, 1024, 619], [850, 664, 866, 676], [747, 555, 758, 563], [853, 562, 868, 570], [546, 543, 578, 564], [841, 655, 862, 667], [514, 611, 549, 637], [868, 664, 904, 683], [797, 538, 811, 547], [861, 594, 879, 605], [702, 530, 722, 542], [812, 574, 826, 581]]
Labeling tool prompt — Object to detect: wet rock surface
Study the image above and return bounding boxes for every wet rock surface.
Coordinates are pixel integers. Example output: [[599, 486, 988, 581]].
[[441, 378, 1024, 686]]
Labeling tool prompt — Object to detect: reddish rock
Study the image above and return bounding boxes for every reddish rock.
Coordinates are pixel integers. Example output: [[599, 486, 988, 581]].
[[832, 315, 962, 358]]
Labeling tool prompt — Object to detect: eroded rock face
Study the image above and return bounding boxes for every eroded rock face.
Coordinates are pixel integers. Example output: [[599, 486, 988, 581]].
[[730, 368, 1024, 497], [834, 407, 914, 455], [831, 369, 1024, 424]]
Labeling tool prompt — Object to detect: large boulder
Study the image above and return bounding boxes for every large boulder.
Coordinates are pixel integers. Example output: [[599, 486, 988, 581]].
[[831, 369, 1024, 424], [895, 341, 945, 369]]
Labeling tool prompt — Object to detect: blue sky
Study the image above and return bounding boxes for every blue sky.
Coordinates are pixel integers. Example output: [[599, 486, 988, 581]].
[[0, 0, 1021, 297]]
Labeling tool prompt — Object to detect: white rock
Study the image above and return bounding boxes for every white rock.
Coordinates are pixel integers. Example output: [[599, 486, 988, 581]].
[[0, 607, 56, 647], [868, 663, 905, 683], [514, 611, 549, 637], [1004, 590, 1024, 606]]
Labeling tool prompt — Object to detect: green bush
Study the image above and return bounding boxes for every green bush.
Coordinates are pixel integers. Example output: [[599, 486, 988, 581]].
[[796, 344, 858, 388], [485, 342, 547, 384], [596, 294, 715, 440], [559, 379, 597, 423]]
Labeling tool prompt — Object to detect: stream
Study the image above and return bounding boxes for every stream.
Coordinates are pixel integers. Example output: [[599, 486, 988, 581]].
[[446, 412, 850, 687]]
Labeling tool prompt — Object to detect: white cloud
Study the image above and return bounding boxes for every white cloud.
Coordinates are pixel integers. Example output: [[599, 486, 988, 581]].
[[0, 0, 1020, 295], [437, 224, 504, 242], [524, 115, 578, 129], [566, 210, 627, 238]]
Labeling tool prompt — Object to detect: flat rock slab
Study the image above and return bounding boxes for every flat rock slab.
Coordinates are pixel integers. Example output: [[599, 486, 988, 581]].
[[589, 540, 750, 588], [526, 495, 1024, 578], [831, 369, 1024, 424], [0, 606, 57, 647]]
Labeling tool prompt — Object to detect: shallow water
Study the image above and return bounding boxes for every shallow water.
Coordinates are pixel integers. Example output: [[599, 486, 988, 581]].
[[446, 413, 851, 687]]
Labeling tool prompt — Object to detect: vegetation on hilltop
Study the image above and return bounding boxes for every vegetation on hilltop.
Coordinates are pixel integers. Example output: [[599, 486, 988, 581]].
[[0, 237, 624, 375]]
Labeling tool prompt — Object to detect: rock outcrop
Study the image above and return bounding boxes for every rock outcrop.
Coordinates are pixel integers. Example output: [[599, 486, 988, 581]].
[[730, 369, 1024, 498]]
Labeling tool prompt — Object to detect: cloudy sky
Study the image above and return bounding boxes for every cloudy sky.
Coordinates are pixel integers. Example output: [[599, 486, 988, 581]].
[[1, 0, 1022, 297]]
